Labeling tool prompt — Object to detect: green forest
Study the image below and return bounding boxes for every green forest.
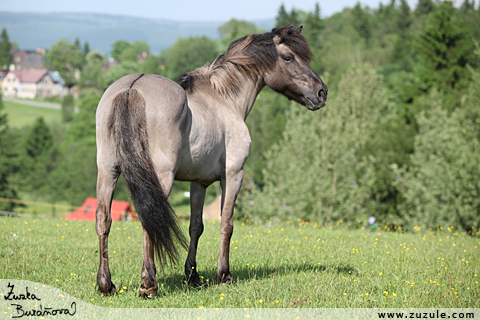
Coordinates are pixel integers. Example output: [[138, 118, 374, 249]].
[[1, 0, 479, 234]]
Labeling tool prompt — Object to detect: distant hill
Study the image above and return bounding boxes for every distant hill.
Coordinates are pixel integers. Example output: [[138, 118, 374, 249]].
[[0, 12, 274, 54]]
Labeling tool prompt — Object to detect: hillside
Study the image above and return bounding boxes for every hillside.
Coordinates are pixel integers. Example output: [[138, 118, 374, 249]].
[[0, 12, 274, 54]]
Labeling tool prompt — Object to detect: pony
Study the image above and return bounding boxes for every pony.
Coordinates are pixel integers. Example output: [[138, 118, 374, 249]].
[[95, 25, 327, 297]]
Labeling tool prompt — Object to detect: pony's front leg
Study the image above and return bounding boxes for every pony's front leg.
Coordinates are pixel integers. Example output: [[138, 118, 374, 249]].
[[139, 230, 158, 297], [217, 170, 244, 284], [95, 168, 118, 295], [184, 182, 206, 286]]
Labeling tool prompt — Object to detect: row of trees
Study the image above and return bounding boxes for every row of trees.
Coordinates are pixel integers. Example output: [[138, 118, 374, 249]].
[[238, 0, 479, 233], [240, 62, 480, 233], [0, 0, 479, 233]]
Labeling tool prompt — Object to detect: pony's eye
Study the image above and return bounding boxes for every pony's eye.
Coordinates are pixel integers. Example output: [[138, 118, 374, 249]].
[[283, 55, 293, 63]]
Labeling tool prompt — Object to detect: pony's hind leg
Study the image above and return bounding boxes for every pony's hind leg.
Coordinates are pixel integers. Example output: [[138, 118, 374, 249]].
[[95, 167, 119, 295], [139, 230, 158, 297], [184, 182, 206, 286], [139, 170, 177, 297]]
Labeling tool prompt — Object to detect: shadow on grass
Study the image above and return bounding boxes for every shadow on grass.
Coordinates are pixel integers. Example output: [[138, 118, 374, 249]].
[[147, 262, 357, 296]]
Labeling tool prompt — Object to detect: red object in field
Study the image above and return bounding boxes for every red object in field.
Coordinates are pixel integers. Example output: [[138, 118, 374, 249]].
[[64, 197, 137, 221]]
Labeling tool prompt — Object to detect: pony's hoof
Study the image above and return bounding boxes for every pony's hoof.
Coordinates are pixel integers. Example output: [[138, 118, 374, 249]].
[[138, 284, 158, 298], [98, 282, 116, 296], [184, 273, 202, 287], [218, 273, 235, 285]]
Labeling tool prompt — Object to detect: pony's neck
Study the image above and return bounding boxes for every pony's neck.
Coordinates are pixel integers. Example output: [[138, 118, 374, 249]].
[[226, 72, 265, 121]]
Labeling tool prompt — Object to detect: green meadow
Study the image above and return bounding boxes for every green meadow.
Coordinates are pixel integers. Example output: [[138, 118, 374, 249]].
[[1, 216, 478, 309], [3, 100, 62, 128]]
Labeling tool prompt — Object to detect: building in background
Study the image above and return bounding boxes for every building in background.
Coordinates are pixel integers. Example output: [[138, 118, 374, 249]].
[[48, 71, 68, 97], [64, 197, 137, 221], [11, 49, 45, 71], [2, 70, 67, 99]]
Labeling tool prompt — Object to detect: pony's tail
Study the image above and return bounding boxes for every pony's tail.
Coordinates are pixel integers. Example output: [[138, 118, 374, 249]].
[[108, 86, 187, 266]]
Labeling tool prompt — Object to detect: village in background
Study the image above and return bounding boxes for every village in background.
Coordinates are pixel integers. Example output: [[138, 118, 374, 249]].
[[0, 44, 134, 100], [0, 51, 65, 100], [1, 49, 67, 99]]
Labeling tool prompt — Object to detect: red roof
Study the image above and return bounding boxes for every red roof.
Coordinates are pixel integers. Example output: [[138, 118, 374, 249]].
[[64, 197, 137, 221], [12, 70, 47, 83]]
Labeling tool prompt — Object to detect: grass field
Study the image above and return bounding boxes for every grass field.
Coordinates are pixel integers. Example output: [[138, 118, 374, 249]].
[[3, 100, 63, 128], [1, 216, 478, 309]]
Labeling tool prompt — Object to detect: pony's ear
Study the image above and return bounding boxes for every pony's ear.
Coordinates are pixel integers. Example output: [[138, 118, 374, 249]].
[[280, 25, 294, 43], [297, 26, 303, 33]]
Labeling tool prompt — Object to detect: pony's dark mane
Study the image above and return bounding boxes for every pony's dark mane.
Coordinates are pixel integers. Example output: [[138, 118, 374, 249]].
[[178, 26, 312, 98]]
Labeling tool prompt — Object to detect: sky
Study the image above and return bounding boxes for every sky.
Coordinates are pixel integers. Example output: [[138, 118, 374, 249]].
[[0, 0, 422, 22]]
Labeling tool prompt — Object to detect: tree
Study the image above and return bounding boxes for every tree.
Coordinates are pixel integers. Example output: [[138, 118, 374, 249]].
[[111, 40, 131, 61], [351, 3, 372, 46], [244, 88, 291, 187], [62, 91, 100, 148], [45, 91, 100, 204], [460, 0, 475, 13], [102, 60, 141, 91], [396, 0, 412, 31], [394, 71, 480, 232], [74, 38, 81, 50], [218, 19, 260, 51], [118, 47, 138, 62], [0, 93, 18, 211], [241, 64, 392, 224], [46, 143, 97, 205], [415, 0, 434, 16], [85, 50, 105, 65], [390, 0, 413, 69], [414, 1, 475, 95], [141, 53, 165, 75], [276, 4, 290, 27], [275, 4, 302, 27], [0, 94, 8, 151], [45, 40, 83, 87], [131, 41, 149, 56], [378, 0, 396, 21], [304, 3, 325, 50], [163, 36, 218, 80], [83, 42, 90, 59], [110, 40, 150, 62], [24, 117, 54, 159], [47, 91, 129, 205], [79, 50, 106, 91], [61, 95, 75, 122], [13, 117, 58, 195], [0, 28, 12, 70]]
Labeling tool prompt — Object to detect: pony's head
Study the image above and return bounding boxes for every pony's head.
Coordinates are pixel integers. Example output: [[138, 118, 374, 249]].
[[264, 25, 327, 110], [179, 25, 328, 110]]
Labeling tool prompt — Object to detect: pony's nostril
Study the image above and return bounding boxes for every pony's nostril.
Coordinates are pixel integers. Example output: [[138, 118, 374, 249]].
[[318, 89, 326, 99]]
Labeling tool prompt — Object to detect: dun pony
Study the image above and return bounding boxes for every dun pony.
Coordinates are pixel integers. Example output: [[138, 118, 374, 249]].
[[95, 25, 327, 297]]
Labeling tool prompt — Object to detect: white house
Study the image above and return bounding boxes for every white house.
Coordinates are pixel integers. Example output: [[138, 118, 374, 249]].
[[2, 70, 67, 99]]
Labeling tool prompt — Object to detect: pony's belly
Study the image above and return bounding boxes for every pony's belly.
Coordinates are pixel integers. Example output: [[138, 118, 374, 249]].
[[174, 164, 221, 184], [175, 151, 223, 184]]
